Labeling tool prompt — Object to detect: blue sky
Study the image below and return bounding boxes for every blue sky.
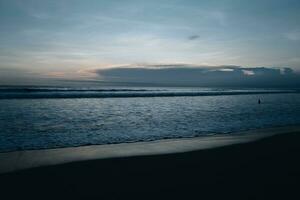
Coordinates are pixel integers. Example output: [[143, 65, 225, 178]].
[[0, 0, 300, 84]]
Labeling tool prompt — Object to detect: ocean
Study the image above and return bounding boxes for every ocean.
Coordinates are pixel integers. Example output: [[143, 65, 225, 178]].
[[0, 86, 300, 152]]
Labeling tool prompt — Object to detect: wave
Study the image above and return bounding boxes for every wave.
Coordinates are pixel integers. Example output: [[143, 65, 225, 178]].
[[0, 88, 159, 93], [0, 89, 298, 99]]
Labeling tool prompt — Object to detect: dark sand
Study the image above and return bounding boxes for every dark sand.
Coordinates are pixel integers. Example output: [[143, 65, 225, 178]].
[[0, 130, 300, 200]]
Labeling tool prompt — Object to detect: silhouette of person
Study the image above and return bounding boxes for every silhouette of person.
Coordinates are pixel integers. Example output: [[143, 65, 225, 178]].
[[258, 99, 261, 104]]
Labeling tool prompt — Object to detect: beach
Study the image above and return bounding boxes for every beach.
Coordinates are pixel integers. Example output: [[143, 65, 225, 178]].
[[0, 126, 300, 199], [1, 0, 300, 199]]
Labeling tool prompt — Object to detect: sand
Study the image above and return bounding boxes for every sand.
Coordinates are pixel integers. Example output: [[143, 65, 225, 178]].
[[0, 125, 300, 199]]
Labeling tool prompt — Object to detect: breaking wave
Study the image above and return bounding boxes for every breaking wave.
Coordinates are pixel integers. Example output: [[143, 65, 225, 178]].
[[0, 87, 298, 99]]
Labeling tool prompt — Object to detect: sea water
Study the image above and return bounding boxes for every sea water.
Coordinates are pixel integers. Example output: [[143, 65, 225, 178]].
[[0, 86, 300, 152]]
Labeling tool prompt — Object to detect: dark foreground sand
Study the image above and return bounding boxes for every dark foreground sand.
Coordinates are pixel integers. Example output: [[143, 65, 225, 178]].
[[0, 129, 300, 200]]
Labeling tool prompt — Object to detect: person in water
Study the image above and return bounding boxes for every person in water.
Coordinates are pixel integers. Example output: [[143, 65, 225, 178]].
[[258, 99, 261, 104]]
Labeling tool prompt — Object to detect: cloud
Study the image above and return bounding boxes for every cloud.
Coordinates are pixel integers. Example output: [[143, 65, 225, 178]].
[[0, 67, 45, 85], [217, 68, 234, 72], [91, 64, 300, 88], [188, 35, 200, 40]]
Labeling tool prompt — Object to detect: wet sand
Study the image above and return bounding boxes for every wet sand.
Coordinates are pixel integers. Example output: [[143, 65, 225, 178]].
[[0, 126, 300, 199]]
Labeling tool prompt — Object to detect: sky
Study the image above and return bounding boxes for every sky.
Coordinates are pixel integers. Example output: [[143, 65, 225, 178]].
[[0, 0, 300, 85]]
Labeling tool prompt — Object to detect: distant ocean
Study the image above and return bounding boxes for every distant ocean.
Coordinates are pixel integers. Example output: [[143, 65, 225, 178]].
[[0, 86, 300, 152]]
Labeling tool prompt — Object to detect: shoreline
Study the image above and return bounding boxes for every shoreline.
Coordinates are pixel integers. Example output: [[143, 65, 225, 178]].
[[0, 126, 300, 199], [1, 125, 300, 174]]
